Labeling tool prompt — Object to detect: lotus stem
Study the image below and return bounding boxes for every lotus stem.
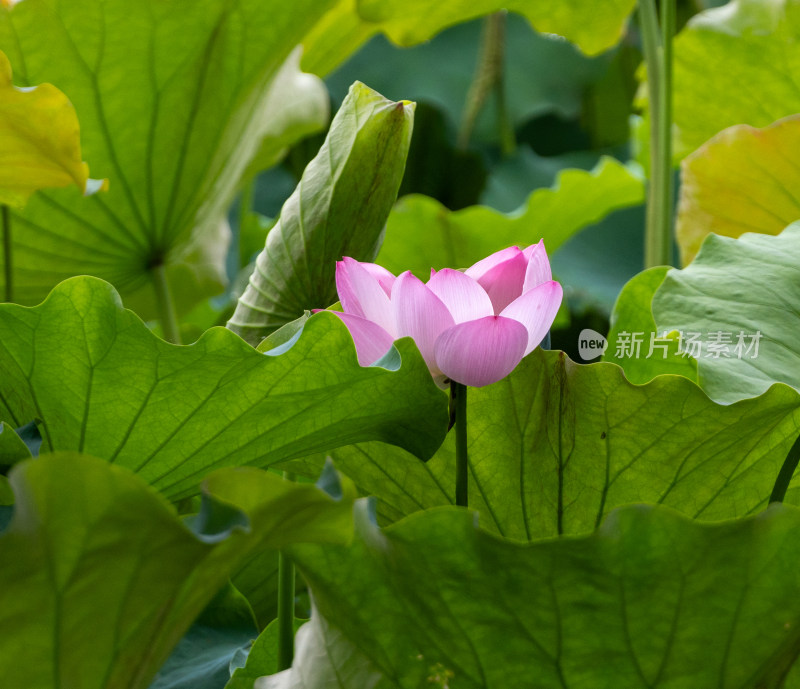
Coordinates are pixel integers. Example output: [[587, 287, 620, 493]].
[[151, 263, 181, 344], [640, 0, 675, 268], [769, 433, 800, 504], [277, 470, 297, 670], [2, 205, 12, 303], [452, 382, 469, 507], [458, 11, 515, 154]]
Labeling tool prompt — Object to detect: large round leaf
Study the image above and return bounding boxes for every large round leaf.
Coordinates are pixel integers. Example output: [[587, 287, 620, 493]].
[[0, 0, 337, 317], [282, 502, 800, 688], [604, 266, 697, 383], [307, 348, 800, 539], [0, 277, 448, 498]]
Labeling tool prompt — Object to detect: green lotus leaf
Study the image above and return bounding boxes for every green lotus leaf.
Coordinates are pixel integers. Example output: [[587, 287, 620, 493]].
[[283, 501, 800, 688], [228, 82, 413, 344], [654, 225, 800, 404], [668, 0, 800, 158], [0, 277, 449, 499], [315, 348, 799, 539], [376, 157, 644, 278], [0, 452, 355, 689], [0, 0, 338, 317]]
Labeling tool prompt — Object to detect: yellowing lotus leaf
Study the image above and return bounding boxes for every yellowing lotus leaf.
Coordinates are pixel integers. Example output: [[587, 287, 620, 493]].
[[0, 49, 105, 208], [677, 115, 800, 264]]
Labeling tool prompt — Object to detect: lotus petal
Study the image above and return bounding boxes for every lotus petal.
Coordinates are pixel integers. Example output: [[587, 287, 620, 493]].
[[361, 262, 396, 298], [522, 239, 552, 291], [434, 316, 528, 387], [466, 247, 527, 313], [335, 258, 395, 335], [327, 311, 395, 366], [501, 280, 563, 356], [427, 268, 494, 324], [392, 271, 455, 375], [464, 246, 522, 281]]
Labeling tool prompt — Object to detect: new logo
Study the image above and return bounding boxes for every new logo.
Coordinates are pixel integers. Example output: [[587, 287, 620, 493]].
[[578, 329, 607, 360]]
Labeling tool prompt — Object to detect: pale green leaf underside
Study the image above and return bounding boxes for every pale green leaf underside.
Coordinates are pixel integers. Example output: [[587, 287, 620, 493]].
[[0, 277, 448, 499], [654, 225, 800, 404], [376, 157, 644, 278], [0, 0, 337, 318], [0, 453, 355, 689], [289, 501, 800, 688]]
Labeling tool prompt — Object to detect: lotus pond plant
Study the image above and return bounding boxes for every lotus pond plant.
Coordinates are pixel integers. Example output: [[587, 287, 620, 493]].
[[3, 0, 800, 688]]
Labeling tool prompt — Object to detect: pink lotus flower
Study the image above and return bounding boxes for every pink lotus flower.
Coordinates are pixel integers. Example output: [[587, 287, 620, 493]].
[[328, 242, 563, 387]]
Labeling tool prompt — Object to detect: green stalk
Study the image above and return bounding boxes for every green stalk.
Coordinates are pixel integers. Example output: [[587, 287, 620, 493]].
[[659, 0, 676, 264], [458, 12, 514, 154], [639, 0, 675, 268], [2, 205, 12, 303], [151, 264, 181, 344], [452, 382, 469, 507], [277, 470, 297, 670], [770, 434, 800, 504]]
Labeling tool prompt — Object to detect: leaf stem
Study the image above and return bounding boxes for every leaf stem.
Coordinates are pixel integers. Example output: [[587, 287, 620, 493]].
[[458, 12, 514, 154], [2, 205, 12, 303], [659, 0, 675, 260], [151, 264, 181, 344], [452, 382, 469, 507], [640, 0, 675, 268], [770, 433, 800, 504], [277, 470, 297, 671]]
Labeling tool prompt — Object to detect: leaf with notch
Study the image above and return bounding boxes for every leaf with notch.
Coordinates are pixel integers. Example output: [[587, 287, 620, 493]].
[[0, 49, 104, 208]]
